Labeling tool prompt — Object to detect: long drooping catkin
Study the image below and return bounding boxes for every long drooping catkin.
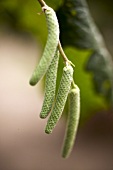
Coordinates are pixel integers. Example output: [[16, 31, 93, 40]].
[[45, 65, 73, 134], [29, 6, 59, 86], [40, 49, 59, 119], [62, 85, 80, 158]]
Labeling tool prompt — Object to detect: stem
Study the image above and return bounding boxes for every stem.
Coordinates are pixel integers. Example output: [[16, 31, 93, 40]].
[[37, 0, 46, 7], [58, 41, 75, 67], [58, 41, 69, 63]]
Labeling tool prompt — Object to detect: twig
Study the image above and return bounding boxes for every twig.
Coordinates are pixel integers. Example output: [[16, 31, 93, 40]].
[[58, 41, 68, 63], [37, 0, 46, 7], [58, 41, 75, 67]]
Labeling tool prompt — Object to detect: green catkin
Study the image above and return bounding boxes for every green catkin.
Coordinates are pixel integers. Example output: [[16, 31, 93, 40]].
[[40, 49, 59, 119], [62, 85, 80, 159], [29, 6, 59, 86], [45, 65, 74, 134]]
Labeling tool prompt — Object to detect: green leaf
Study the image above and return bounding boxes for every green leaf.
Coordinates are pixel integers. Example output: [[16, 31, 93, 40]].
[[56, 0, 94, 49], [57, 0, 113, 107], [86, 52, 113, 104]]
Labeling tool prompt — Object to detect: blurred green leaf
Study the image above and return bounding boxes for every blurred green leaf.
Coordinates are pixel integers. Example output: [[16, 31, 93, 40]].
[[57, 0, 94, 49], [57, 0, 113, 107], [86, 52, 113, 104]]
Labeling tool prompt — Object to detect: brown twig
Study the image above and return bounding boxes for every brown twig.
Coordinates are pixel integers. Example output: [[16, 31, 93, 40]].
[[37, 0, 46, 7], [58, 42, 75, 67], [58, 41, 68, 63]]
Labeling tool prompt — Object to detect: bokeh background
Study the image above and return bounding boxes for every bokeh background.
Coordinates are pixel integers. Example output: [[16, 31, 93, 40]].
[[0, 0, 113, 170]]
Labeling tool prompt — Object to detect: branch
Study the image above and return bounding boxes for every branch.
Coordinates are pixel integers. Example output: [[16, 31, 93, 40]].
[[58, 41, 75, 67], [37, 0, 46, 7]]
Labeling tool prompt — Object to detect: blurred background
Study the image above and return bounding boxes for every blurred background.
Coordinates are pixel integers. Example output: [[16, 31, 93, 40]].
[[0, 0, 113, 170]]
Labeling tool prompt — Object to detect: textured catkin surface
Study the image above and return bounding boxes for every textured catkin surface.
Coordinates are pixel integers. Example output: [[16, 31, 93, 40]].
[[40, 49, 59, 118], [29, 6, 59, 85], [62, 86, 80, 158], [45, 65, 73, 134]]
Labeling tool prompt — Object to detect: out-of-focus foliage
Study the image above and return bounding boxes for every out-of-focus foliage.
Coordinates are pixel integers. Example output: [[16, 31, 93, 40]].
[[0, 0, 47, 42], [0, 0, 113, 123], [57, 0, 113, 108], [0, 0, 62, 40], [57, 0, 93, 49]]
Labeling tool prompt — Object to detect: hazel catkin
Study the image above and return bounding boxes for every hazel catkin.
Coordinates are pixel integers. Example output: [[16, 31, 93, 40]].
[[40, 49, 59, 118], [29, 6, 59, 86], [45, 65, 73, 134], [62, 85, 80, 158]]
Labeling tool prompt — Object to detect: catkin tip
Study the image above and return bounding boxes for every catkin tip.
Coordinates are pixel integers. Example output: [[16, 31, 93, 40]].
[[62, 153, 69, 159], [45, 129, 52, 134], [29, 79, 36, 86], [40, 114, 47, 119]]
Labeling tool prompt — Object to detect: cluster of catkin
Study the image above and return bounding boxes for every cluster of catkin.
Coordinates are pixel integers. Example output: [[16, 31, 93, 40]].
[[29, 5, 80, 159]]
